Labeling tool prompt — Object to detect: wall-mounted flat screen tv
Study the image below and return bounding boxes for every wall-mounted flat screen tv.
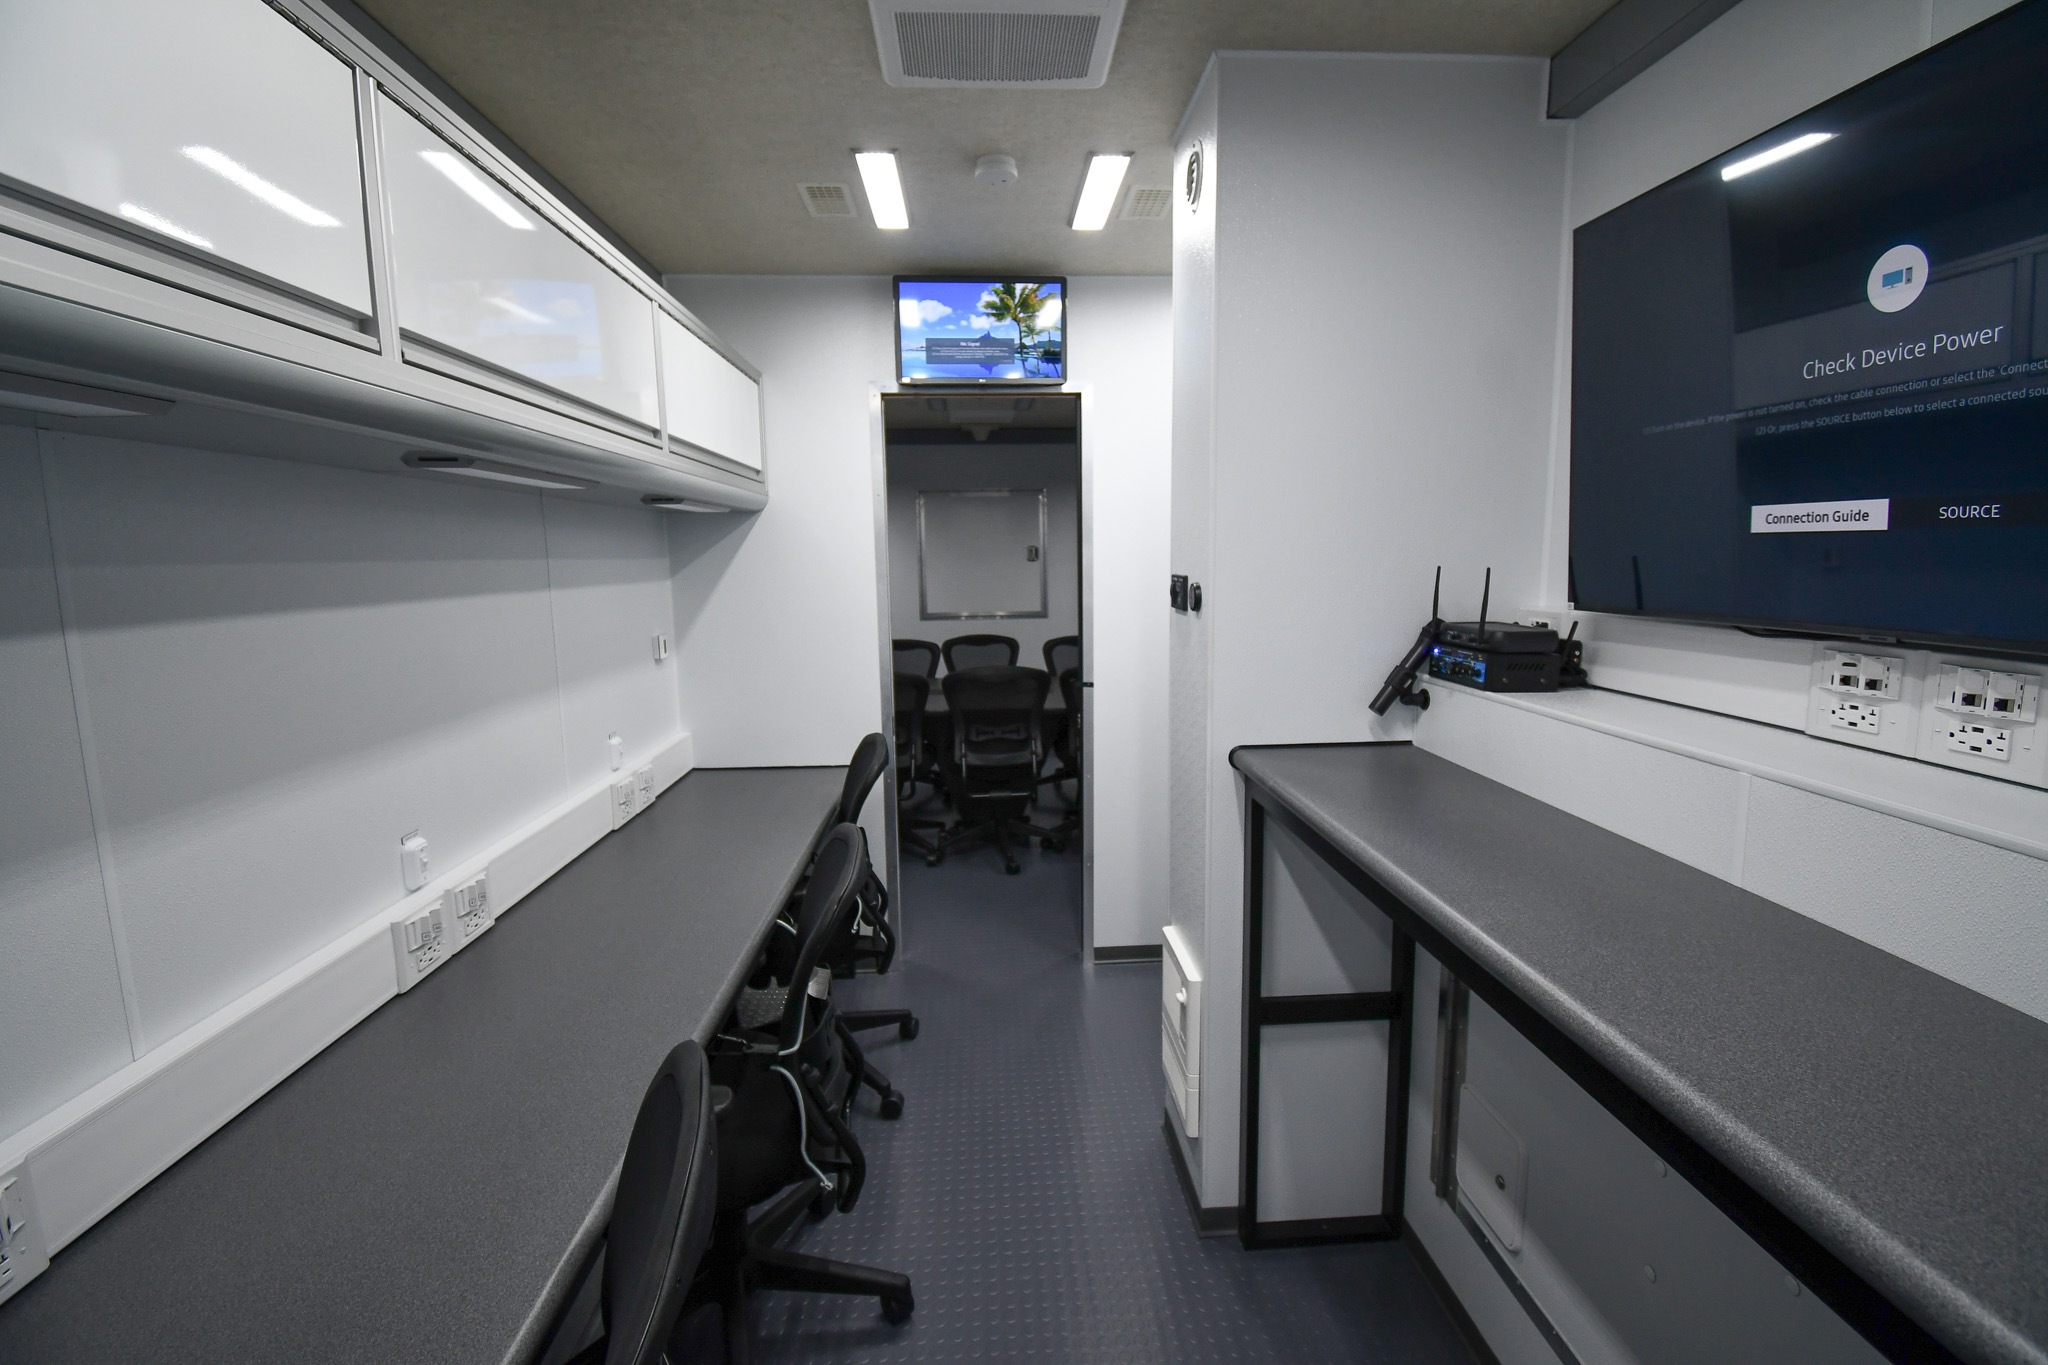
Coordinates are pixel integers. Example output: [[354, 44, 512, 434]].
[[897, 277, 1065, 386], [1570, 2, 2048, 656]]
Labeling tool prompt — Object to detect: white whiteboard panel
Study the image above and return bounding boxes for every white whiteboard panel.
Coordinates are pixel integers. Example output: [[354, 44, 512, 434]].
[[659, 312, 762, 471], [378, 95, 659, 429], [0, 0, 372, 315]]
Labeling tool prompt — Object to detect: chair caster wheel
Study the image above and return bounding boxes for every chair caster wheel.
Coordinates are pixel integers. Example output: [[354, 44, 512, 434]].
[[808, 1190, 832, 1222], [879, 1090, 904, 1120], [1004, 860, 1020, 875], [899, 1017, 920, 1041], [925, 854, 942, 867], [882, 1292, 915, 1325]]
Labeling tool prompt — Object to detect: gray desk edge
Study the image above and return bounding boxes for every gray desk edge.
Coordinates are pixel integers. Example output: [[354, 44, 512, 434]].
[[497, 788, 839, 1365], [1229, 743, 2042, 1365]]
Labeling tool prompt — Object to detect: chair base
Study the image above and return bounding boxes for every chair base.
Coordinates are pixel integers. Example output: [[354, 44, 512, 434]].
[[704, 1181, 914, 1364], [938, 811, 1067, 874], [841, 1008, 919, 1041], [835, 1019, 906, 1120]]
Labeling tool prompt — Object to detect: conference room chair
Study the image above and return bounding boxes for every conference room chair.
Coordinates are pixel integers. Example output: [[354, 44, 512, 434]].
[[545, 1040, 719, 1365], [940, 633, 1019, 672], [1042, 667, 1084, 848], [705, 825, 914, 1358], [894, 672, 946, 867], [937, 665, 1067, 874], [1042, 634, 1079, 680], [892, 637, 940, 679]]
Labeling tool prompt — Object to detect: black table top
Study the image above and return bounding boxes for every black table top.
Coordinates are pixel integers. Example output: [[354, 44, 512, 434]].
[[1231, 743, 2048, 1365], [0, 765, 842, 1365]]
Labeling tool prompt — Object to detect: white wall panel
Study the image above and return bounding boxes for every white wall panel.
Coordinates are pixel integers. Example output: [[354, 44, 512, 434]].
[[0, 428, 132, 1139], [660, 276, 895, 768], [540, 497, 684, 791], [37, 434, 567, 1050], [886, 445, 1078, 664], [1254, 1020, 1389, 1224], [1068, 276, 1172, 952], [1742, 780, 2048, 1020]]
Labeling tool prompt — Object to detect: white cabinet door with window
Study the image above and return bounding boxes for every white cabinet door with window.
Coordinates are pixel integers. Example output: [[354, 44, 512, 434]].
[[0, 0, 373, 316], [378, 94, 659, 430]]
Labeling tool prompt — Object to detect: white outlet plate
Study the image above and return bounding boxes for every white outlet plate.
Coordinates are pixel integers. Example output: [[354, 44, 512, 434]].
[[0, 1168, 51, 1308], [391, 902, 451, 992], [610, 773, 641, 829], [1805, 647, 1918, 757], [447, 872, 494, 945], [1917, 654, 2045, 788]]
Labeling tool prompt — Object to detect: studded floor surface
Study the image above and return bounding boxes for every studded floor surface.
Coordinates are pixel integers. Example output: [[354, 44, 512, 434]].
[[747, 832, 1480, 1363]]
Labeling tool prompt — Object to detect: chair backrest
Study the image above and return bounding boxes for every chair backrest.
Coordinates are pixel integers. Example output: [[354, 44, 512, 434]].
[[893, 673, 928, 769], [602, 1040, 717, 1365], [1043, 635, 1080, 680], [941, 634, 1019, 672], [942, 666, 1049, 775], [835, 733, 889, 825], [781, 824, 867, 1051], [892, 638, 940, 678]]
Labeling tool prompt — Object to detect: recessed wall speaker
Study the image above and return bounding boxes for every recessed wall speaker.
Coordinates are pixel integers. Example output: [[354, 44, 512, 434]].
[[869, 0, 1125, 88]]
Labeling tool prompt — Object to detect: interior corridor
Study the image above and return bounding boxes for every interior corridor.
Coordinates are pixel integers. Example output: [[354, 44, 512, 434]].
[[749, 840, 1480, 1364]]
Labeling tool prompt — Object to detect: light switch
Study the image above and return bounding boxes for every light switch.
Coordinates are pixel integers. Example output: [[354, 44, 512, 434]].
[[399, 832, 429, 892], [608, 732, 625, 771]]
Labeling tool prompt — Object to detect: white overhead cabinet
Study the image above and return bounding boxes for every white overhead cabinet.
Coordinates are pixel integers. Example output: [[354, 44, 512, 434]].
[[659, 312, 763, 471], [0, 0, 372, 317], [378, 94, 661, 431]]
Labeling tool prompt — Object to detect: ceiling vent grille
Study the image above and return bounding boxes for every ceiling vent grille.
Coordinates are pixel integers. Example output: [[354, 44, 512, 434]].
[[1121, 186, 1171, 220], [799, 183, 856, 217], [870, 0, 1124, 88]]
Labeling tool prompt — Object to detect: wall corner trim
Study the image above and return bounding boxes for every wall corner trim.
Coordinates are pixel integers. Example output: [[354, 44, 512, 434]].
[[0, 731, 693, 1256], [1548, 0, 1745, 118]]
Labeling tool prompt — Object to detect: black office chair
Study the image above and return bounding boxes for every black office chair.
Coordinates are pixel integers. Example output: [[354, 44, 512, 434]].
[[894, 672, 945, 865], [827, 736, 921, 1071], [936, 665, 1065, 874], [549, 1041, 720, 1365], [1042, 635, 1080, 680], [705, 826, 914, 1358], [892, 638, 941, 680], [941, 633, 1019, 672]]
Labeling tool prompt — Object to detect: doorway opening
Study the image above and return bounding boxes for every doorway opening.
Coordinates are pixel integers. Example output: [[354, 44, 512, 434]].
[[879, 391, 1087, 950]]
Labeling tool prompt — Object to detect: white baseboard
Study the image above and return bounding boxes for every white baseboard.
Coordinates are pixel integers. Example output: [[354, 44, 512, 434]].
[[0, 732, 692, 1257]]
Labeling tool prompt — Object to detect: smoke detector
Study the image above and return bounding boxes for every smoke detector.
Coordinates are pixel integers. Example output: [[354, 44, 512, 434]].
[[869, 0, 1126, 89], [975, 154, 1020, 186]]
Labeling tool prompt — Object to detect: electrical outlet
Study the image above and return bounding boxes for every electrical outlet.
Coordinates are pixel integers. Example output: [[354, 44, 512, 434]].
[[1945, 722, 2011, 761], [0, 1168, 51, 1308], [1805, 646, 1918, 756], [392, 902, 450, 991], [447, 872, 493, 944], [636, 763, 654, 807], [1918, 655, 2044, 788], [610, 774, 642, 830]]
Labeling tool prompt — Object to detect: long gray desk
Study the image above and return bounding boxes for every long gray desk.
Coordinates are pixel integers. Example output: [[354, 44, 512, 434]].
[[1231, 743, 2048, 1365], [0, 765, 842, 1365]]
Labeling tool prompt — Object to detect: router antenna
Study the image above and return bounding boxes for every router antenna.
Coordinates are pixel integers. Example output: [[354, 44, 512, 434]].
[[1431, 566, 1442, 623], [1478, 568, 1490, 635]]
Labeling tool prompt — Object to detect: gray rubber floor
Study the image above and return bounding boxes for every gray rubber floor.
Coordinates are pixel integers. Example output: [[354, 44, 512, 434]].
[[747, 827, 1481, 1363]]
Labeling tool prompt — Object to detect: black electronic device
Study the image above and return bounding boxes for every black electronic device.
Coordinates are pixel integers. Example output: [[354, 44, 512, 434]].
[[1426, 571, 1563, 695]]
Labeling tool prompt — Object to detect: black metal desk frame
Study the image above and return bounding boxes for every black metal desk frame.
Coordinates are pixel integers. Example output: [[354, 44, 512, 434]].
[[1231, 743, 1956, 1365]]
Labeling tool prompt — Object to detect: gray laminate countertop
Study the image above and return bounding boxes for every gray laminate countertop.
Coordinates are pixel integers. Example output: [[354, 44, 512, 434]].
[[0, 765, 842, 1365], [1231, 743, 2047, 1365]]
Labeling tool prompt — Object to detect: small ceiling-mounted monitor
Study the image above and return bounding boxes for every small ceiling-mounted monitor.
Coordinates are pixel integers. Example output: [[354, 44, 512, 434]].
[[896, 277, 1065, 386]]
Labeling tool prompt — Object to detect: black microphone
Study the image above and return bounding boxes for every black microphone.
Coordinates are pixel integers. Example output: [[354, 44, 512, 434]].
[[1370, 567, 1442, 716]]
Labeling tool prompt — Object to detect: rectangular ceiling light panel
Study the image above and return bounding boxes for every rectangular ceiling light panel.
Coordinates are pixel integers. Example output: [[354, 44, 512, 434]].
[[870, 0, 1125, 88]]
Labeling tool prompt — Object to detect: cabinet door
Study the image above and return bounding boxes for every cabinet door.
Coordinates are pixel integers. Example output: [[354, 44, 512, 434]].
[[378, 94, 659, 431], [0, 0, 372, 316], [659, 312, 762, 471]]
